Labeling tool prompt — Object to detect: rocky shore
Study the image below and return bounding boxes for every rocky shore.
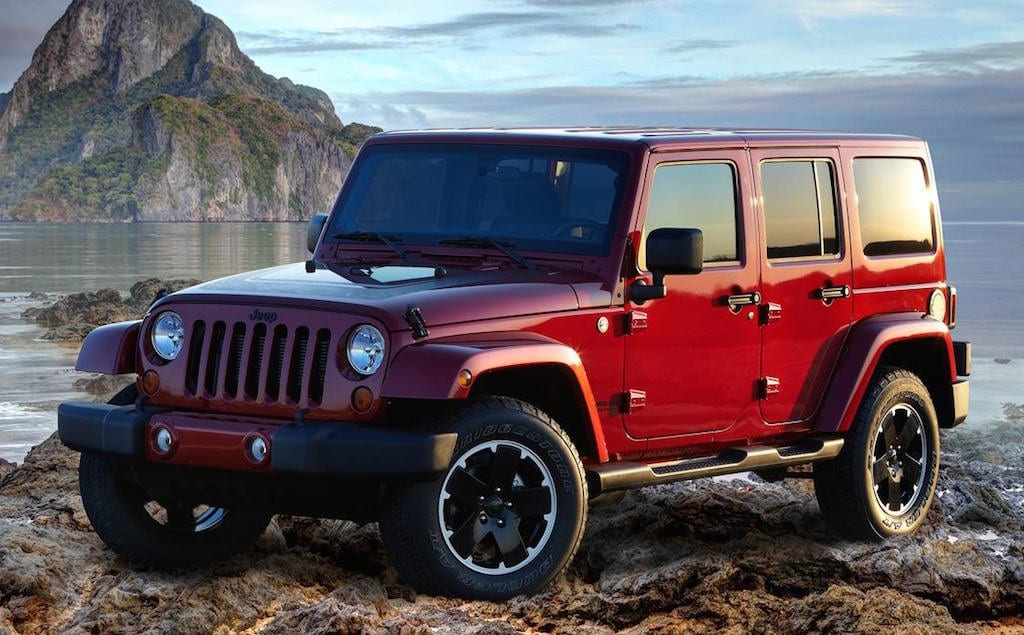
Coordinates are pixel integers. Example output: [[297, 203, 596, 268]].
[[21, 278, 200, 342], [0, 409, 1021, 632], [2, 282, 1022, 632]]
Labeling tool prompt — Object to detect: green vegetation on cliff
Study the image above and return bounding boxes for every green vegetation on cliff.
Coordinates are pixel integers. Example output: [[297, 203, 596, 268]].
[[12, 91, 377, 221], [0, 0, 380, 222]]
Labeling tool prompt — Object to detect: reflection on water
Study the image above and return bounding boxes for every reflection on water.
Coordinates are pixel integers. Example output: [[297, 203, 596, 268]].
[[0, 222, 308, 462], [0, 222, 308, 293]]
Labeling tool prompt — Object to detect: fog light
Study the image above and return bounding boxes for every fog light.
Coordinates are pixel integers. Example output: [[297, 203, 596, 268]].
[[141, 370, 160, 395], [153, 427, 173, 455], [351, 386, 374, 413], [248, 436, 268, 464]]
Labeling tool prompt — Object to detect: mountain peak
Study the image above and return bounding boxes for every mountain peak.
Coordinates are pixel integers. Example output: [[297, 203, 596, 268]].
[[0, 0, 378, 221], [0, 0, 340, 147]]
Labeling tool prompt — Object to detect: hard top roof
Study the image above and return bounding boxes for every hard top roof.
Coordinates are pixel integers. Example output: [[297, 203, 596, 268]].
[[374, 126, 923, 149]]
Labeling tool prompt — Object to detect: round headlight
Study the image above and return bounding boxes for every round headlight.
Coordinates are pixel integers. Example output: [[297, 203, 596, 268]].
[[347, 324, 386, 375], [151, 311, 185, 361], [928, 289, 947, 322]]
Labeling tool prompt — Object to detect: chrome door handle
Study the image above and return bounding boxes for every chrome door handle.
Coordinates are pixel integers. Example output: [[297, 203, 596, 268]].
[[727, 291, 761, 308], [819, 285, 851, 300]]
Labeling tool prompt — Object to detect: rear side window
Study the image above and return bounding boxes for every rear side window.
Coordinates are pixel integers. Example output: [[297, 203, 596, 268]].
[[640, 162, 739, 268], [853, 158, 934, 256], [761, 160, 840, 260]]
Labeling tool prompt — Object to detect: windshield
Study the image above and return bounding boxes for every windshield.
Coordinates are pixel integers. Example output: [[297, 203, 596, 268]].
[[326, 143, 631, 256]]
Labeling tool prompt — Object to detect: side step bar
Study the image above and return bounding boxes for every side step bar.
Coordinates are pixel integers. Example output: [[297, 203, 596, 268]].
[[587, 436, 844, 495]]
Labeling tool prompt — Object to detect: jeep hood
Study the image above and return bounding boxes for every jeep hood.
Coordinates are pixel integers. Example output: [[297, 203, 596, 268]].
[[164, 262, 612, 332]]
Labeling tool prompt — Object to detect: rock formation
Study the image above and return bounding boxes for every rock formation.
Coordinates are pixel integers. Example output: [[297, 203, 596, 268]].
[[0, 0, 379, 222]]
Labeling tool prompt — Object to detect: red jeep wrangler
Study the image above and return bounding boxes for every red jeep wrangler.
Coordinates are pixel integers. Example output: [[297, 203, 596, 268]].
[[59, 127, 970, 600]]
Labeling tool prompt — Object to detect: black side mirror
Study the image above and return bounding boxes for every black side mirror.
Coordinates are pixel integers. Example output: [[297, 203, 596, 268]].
[[307, 214, 328, 254], [631, 227, 703, 303]]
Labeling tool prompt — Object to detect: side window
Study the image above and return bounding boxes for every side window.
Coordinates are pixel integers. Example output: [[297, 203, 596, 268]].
[[640, 162, 739, 269], [761, 160, 840, 260], [853, 158, 934, 256]]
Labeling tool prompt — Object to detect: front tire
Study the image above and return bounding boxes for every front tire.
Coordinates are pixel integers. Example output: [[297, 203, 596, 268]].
[[379, 397, 588, 600], [814, 368, 940, 539], [79, 453, 273, 568]]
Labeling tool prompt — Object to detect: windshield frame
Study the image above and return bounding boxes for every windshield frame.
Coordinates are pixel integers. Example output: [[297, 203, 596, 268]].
[[323, 141, 635, 260]]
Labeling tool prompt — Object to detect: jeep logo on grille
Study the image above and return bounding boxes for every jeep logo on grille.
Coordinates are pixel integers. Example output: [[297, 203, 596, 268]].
[[248, 309, 278, 323]]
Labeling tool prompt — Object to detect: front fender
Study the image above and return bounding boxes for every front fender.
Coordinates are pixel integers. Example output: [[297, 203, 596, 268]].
[[76, 320, 141, 375], [815, 313, 956, 433], [381, 334, 608, 461]]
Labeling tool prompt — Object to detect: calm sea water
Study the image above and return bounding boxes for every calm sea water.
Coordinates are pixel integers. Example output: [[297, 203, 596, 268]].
[[0, 220, 1020, 461]]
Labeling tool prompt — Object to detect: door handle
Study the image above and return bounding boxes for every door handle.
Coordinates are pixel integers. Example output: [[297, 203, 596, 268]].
[[726, 291, 761, 308], [818, 285, 851, 300]]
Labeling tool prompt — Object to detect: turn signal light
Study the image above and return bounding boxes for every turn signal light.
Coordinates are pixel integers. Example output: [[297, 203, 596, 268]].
[[141, 370, 160, 395], [351, 386, 374, 413]]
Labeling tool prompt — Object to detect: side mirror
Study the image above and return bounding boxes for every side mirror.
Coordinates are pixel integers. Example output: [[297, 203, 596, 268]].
[[307, 214, 328, 254], [631, 227, 703, 303]]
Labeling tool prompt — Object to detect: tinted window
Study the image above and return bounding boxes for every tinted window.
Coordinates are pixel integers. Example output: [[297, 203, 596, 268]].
[[854, 158, 934, 256], [328, 144, 630, 256], [640, 162, 738, 268], [762, 160, 840, 259]]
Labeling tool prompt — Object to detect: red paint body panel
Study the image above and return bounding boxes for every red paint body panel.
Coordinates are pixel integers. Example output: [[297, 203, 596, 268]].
[[382, 334, 609, 462], [623, 148, 762, 442], [814, 313, 957, 433], [749, 147, 854, 424], [145, 413, 278, 471], [76, 320, 140, 375]]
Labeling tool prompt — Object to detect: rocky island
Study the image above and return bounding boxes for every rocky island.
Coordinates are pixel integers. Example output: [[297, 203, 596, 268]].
[[0, 0, 379, 222]]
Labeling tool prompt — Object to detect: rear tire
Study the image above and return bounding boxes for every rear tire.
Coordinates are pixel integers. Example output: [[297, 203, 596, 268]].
[[814, 368, 940, 539], [379, 396, 587, 600], [79, 452, 272, 568]]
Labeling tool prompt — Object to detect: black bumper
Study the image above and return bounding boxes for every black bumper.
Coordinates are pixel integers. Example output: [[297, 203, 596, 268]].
[[57, 402, 457, 477], [947, 340, 971, 428]]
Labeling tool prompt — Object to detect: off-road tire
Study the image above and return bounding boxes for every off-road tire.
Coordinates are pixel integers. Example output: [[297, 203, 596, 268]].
[[79, 452, 272, 568], [379, 396, 588, 600], [814, 368, 940, 540]]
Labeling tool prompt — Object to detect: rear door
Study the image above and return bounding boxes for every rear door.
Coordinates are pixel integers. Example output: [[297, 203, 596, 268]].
[[750, 147, 854, 423]]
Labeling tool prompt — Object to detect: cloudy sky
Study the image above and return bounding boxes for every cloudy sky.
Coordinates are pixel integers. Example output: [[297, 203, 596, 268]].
[[1, 0, 1023, 219]]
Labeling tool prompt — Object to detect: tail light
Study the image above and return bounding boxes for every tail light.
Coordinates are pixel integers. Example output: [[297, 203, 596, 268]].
[[948, 286, 957, 329]]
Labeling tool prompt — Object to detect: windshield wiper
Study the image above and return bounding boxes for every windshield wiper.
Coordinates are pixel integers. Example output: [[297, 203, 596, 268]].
[[437, 237, 535, 270], [333, 231, 411, 261]]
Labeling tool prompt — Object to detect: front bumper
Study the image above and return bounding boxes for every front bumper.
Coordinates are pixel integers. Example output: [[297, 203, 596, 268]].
[[58, 402, 457, 477]]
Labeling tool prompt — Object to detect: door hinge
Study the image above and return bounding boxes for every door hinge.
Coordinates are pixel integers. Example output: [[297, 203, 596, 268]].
[[621, 389, 647, 413], [759, 376, 781, 399], [627, 310, 648, 334], [760, 302, 783, 325]]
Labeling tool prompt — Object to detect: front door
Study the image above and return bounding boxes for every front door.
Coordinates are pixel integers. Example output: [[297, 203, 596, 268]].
[[623, 150, 761, 440], [750, 148, 854, 424]]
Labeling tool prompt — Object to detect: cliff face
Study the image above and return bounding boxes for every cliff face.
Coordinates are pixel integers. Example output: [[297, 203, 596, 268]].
[[0, 0, 378, 221]]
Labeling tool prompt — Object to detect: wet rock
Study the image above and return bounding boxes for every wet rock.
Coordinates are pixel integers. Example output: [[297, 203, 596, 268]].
[[21, 278, 201, 341], [0, 408, 1021, 632], [73, 375, 133, 402]]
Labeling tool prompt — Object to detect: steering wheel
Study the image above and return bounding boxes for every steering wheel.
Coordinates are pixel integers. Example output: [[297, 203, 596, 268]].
[[554, 219, 604, 239]]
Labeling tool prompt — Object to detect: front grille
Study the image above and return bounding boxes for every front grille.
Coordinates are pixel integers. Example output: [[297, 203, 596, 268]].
[[184, 320, 332, 406]]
